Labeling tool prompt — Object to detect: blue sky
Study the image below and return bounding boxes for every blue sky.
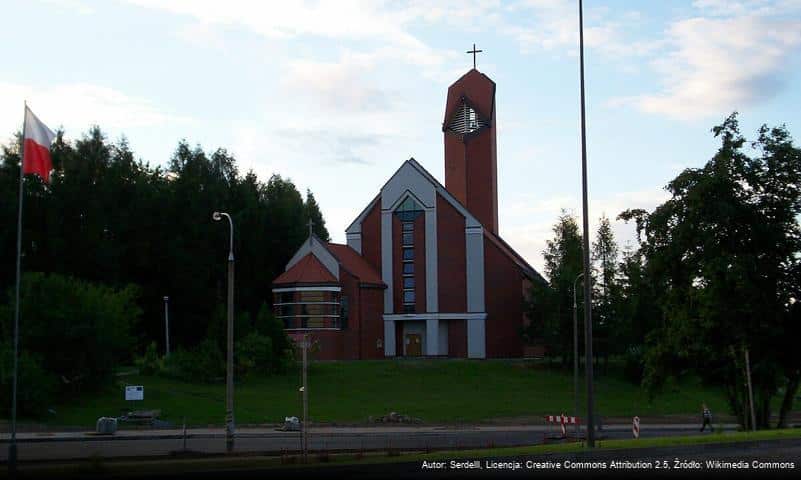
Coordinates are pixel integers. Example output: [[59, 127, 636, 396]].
[[2, 0, 800, 273]]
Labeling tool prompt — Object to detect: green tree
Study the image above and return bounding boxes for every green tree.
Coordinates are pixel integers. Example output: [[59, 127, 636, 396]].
[[0, 272, 141, 393], [304, 189, 330, 241], [591, 215, 621, 364], [621, 113, 801, 429], [531, 210, 585, 367]]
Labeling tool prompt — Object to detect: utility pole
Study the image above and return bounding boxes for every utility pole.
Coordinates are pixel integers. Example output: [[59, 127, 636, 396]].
[[163, 296, 170, 357], [745, 347, 756, 431], [578, 0, 596, 447], [573, 272, 583, 437], [212, 211, 235, 452], [302, 333, 309, 462]]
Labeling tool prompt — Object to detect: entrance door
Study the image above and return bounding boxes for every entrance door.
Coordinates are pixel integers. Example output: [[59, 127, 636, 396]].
[[405, 333, 422, 356]]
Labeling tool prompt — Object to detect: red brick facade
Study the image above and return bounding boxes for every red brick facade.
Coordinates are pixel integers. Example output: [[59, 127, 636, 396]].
[[271, 67, 543, 361]]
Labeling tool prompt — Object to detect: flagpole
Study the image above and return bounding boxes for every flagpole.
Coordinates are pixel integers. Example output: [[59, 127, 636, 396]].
[[8, 101, 27, 478]]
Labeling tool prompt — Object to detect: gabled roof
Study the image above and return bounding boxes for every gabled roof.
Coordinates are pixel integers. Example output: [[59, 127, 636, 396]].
[[327, 243, 384, 286], [273, 253, 338, 286], [342, 157, 545, 286], [484, 230, 547, 285]]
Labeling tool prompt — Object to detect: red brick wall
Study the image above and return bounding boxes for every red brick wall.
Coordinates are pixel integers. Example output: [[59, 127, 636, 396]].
[[359, 286, 385, 359], [484, 238, 525, 358], [444, 133, 467, 205], [304, 331, 344, 361], [464, 126, 498, 233], [437, 194, 466, 313], [338, 269, 361, 360], [361, 201, 381, 273], [447, 319, 467, 358]]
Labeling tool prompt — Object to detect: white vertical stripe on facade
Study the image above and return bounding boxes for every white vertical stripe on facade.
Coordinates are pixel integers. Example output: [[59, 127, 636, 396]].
[[424, 208, 438, 313], [384, 320, 396, 356], [465, 226, 485, 312], [467, 317, 486, 359], [425, 319, 438, 356], [381, 211, 393, 313], [465, 224, 486, 359]]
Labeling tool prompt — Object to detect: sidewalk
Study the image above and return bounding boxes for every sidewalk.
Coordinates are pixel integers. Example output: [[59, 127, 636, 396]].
[[0, 422, 741, 443]]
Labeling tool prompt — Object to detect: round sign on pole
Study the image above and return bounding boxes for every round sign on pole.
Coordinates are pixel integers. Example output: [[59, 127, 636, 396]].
[[632, 416, 640, 439]]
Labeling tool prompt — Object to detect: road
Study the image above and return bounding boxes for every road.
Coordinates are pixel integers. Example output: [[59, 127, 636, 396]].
[[0, 424, 737, 462]]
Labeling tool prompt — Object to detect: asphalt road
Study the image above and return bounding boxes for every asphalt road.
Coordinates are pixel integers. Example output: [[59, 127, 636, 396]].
[[303, 438, 801, 479], [1, 425, 736, 462]]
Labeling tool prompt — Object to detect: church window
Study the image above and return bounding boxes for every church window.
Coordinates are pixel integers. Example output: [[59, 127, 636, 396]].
[[403, 290, 415, 303], [447, 100, 487, 135], [403, 263, 414, 274], [403, 277, 415, 289], [402, 222, 414, 231], [403, 232, 413, 245], [274, 289, 342, 330], [395, 197, 423, 222], [402, 248, 414, 260]]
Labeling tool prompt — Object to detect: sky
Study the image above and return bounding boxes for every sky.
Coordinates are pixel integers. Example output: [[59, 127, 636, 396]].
[[1, 0, 800, 274]]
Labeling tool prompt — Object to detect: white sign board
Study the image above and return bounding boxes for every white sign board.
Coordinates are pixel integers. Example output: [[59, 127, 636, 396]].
[[125, 385, 144, 401]]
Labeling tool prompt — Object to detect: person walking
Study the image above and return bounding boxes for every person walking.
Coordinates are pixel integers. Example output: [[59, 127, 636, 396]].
[[700, 403, 712, 432]]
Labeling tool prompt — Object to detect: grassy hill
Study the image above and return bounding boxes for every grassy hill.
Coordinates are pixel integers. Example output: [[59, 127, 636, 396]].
[[22, 359, 730, 428]]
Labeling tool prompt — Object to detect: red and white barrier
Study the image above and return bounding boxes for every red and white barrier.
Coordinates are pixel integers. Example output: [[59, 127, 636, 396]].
[[544, 414, 580, 439], [633, 416, 640, 439]]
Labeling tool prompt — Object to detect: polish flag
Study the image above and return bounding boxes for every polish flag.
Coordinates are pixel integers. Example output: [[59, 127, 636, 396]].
[[23, 106, 56, 183]]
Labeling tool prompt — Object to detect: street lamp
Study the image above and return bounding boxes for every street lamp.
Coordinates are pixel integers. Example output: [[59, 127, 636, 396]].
[[213, 211, 235, 453], [578, 0, 596, 447], [163, 296, 170, 357], [573, 272, 584, 437]]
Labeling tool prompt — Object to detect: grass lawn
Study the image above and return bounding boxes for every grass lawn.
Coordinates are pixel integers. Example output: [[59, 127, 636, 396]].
[[12, 359, 735, 428]]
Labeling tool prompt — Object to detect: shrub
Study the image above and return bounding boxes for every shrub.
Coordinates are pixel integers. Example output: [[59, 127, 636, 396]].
[[135, 341, 163, 376], [236, 332, 273, 376], [0, 272, 140, 393], [622, 345, 645, 384], [0, 341, 57, 417], [161, 338, 224, 383]]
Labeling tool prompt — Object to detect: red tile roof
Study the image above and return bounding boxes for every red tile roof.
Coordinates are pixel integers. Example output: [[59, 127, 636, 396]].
[[326, 243, 384, 286], [273, 253, 338, 285]]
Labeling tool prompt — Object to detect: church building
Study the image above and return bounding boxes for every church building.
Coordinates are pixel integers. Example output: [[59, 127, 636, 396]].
[[272, 65, 545, 360]]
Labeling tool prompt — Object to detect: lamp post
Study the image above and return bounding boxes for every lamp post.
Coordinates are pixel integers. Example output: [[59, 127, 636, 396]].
[[573, 272, 584, 437], [163, 296, 170, 357], [578, 0, 596, 447], [213, 211, 235, 453]]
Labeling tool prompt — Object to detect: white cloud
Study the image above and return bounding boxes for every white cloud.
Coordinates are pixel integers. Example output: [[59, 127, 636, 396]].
[[615, 2, 801, 120], [124, 0, 448, 67], [503, 0, 658, 58], [0, 82, 193, 143]]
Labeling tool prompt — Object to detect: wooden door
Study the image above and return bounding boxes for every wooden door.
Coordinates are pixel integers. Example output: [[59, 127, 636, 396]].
[[405, 334, 422, 356]]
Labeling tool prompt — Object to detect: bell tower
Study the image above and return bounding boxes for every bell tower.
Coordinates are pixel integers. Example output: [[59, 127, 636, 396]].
[[442, 65, 498, 234]]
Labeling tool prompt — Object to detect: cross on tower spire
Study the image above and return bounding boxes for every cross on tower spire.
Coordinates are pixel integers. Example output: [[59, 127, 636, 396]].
[[466, 43, 483, 70], [307, 218, 314, 240]]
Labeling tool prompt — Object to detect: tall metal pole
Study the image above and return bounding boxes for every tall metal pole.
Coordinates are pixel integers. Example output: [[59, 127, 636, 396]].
[[163, 296, 170, 357], [745, 347, 756, 431], [573, 272, 583, 437], [578, 0, 596, 448], [8, 101, 28, 479], [302, 334, 309, 462], [213, 211, 235, 452]]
